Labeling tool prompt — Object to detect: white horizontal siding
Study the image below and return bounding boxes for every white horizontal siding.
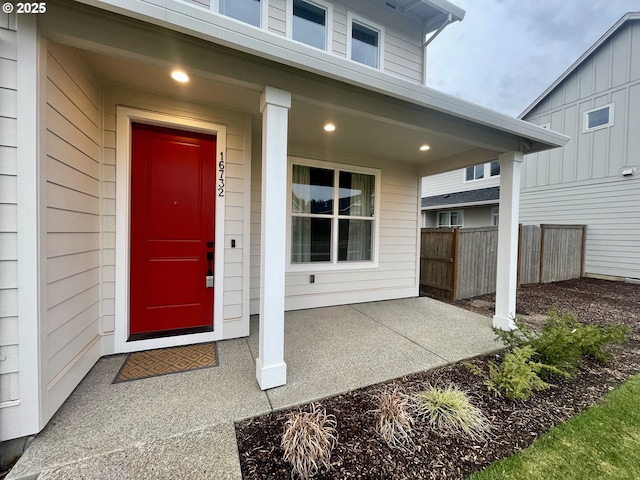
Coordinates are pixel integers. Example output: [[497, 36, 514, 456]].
[[421, 165, 501, 198], [268, 0, 286, 36], [0, 21, 18, 431], [44, 43, 102, 421], [251, 150, 419, 313], [520, 176, 640, 279]]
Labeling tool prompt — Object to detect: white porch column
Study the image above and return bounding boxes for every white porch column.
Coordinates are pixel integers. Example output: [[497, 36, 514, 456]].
[[493, 151, 523, 330], [256, 87, 291, 390]]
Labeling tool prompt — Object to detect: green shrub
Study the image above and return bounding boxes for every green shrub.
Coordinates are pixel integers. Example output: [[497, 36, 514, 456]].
[[413, 384, 489, 440], [370, 388, 415, 451], [468, 346, 568, 400], [494, 309, 629, 374], [281, 403, 337, 480]]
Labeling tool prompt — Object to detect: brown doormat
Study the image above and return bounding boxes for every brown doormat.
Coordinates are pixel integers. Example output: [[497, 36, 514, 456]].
[[113, 342, 218, 383]]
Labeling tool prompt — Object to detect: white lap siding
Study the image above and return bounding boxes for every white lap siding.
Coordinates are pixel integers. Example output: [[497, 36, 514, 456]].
[[0, 12, 19, 441], [44, 42, 102, 421], [250, 148, 420, 313]]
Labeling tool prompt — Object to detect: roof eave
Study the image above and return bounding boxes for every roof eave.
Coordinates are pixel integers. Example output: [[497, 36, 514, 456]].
[[519, 12, 640, 119]]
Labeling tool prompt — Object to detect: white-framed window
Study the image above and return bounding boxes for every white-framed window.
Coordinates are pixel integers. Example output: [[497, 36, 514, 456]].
[[287, 0, 332, 51], [438, 210, 463, 228], [347, 13, 384, 69], [489, 160, 500, 177], [583, 103, 614, 132], [464, 161, 500, 182], [218, 0, 266, 27], [465, 163, 485, 182], [289, 159, 380, 268], [491, 206, 499, 226]]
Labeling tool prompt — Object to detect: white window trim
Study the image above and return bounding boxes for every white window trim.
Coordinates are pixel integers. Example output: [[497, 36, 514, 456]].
[[286, 157, 381, 272], [346, 11, 385, 70], [463, 163, 487, 183], [115, 107, 227, 354], [286, 0, 333, 52], [583, 103, 614, 133], [211, 0, 269, 29], [437, 210, 463, 228]]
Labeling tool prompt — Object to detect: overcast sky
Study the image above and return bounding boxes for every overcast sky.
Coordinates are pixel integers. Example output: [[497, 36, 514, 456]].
[[426, 0, 639, 117]]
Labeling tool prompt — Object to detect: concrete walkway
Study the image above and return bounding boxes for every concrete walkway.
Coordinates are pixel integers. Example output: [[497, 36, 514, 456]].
[[8, 297, 499, 480]]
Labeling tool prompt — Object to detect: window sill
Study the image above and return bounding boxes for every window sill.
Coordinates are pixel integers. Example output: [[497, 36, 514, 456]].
[[286, 261, 379, 273]]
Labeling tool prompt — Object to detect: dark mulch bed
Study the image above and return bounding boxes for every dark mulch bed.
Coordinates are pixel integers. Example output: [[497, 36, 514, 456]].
[[235, 278, 640, 479]]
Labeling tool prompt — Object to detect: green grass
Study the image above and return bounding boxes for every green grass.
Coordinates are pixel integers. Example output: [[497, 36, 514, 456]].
[[470, 374, 640, 480]]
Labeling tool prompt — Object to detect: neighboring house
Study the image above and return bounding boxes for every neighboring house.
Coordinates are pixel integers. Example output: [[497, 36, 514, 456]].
[[0, 0, 566, 442], [421, 12, 640, 281]]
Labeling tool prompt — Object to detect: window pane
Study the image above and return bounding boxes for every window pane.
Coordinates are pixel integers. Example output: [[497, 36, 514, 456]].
[[351, 22, 378, 68], [338, 219, 372, 261], [338, 171, 375, 217], [475, 164, 484, 179], [465, 167, 474, 181], [220, 0, 260, 27], [587, 107, 610, 129], [292, 165, 334, 214], [450, 211, 461, 226], [438, 212, 448, 227], [291, 217, 332, 263], [293, 0, 326, 49], [490, 161, 500, 177]]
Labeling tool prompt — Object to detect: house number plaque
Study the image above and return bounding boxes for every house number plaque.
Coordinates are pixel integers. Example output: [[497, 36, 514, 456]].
[[218, 152, 225, 197]]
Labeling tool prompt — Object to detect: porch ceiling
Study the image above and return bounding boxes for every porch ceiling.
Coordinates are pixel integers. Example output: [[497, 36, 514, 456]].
[[42, 0, 565, 176]]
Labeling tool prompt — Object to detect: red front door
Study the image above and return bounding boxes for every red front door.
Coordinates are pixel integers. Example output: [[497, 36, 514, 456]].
[[129, 123, 216, 338]]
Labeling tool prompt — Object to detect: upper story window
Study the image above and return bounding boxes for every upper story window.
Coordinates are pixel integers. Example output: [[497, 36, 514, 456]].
[[490, 161, 500, 177], [219, 0, 262, 27], [438, 210, 463, 228], [289, 0, 331, 50], [465, 164, 484, 181], [348, 14, 384, 69], [290, 161, 379, 266], [465, 161, 500, 182], [584, 103, 614, 132]]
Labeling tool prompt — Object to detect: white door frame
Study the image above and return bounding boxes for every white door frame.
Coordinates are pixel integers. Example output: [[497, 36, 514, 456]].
[[114, 107, 226, 353]]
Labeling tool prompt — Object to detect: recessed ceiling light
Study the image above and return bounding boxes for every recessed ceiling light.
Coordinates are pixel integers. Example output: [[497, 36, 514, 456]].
[[419, 144, 431, 151], [324, 123, 336, 132], [171, 70, 189, 83]]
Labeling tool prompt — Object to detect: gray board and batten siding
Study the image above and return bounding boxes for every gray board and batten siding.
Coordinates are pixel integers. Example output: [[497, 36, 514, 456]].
[[520, 15, 640, 280]]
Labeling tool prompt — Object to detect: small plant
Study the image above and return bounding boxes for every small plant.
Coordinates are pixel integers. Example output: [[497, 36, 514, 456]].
[[494, 309, 630, 374], [370, 388, 415, 451], [281, 403, 337, 480], [413, 384, 489, 440], [468, 346, 568, 400]]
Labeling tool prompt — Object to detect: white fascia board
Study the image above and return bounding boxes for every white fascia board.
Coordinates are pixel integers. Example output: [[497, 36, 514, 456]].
[[74, 0, 567, 150], [422, 0, 465, 21], [520, 13, 640, 119], [421, 199, 499, 211]]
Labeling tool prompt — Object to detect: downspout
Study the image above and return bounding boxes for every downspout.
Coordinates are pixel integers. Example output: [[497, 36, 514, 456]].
[[422, 13, 453, 85]]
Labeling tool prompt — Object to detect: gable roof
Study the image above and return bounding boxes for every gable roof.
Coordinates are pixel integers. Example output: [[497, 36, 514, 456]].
[[519, 12, 640, 119], [422, 186, 499, 210]]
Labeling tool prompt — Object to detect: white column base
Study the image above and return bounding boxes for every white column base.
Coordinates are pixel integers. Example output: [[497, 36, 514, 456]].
[[256, 358, 287, 390], [492, 314, 516, 331]]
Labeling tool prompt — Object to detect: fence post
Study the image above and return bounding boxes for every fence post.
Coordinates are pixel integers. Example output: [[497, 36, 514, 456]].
[[580, 225, 587, 278], [451, 228, 459, 300], [517, 224, 522, 287], [538, 224, 546, 283]]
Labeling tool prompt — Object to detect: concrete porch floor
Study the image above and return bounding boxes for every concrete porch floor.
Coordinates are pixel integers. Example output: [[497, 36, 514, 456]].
[[8, 297, 500, 480]]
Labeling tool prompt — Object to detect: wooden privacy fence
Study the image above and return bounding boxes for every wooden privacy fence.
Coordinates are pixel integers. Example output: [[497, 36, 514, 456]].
[[420, 224, 586, 300]]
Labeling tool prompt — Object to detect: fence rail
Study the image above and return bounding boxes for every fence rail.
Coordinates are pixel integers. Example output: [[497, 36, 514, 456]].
[[420, 224, 586, 300]]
